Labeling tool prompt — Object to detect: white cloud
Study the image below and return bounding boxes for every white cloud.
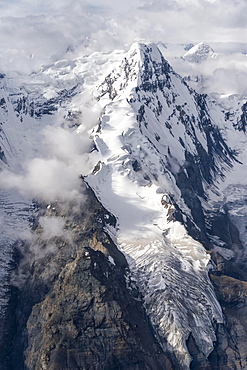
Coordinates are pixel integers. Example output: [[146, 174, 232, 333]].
[[171, 51, 247, 95], [39, 216, 67, 239], [0, 125, 98, 204], [0, 157, 80, 202], [0, 0, 246, 73]]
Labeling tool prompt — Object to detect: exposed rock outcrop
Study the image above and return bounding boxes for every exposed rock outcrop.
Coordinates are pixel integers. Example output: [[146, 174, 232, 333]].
[[2, 186, 173, 370]]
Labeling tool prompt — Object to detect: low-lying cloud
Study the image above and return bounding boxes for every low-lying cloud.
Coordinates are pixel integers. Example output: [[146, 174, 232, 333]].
[[2, 122, 96, 287], [0, 124, 98, 204], [38, 215, 72, 240], [170, 51, 247, 95]]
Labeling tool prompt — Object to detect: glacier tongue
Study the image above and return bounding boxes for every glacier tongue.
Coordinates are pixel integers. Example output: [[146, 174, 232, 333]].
[[87, 43, 225, 368]]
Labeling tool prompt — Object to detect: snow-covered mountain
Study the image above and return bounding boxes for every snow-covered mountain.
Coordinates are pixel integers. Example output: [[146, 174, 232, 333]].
[[1, 42, 247, 369], [87, 43, 230, 366], [183, 42, 217, 64]]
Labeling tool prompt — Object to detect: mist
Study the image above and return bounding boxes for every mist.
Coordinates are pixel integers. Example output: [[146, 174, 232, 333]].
[[0, 123, 99, 204], [168, 50, 247, 95], [0, 0, 246, 76]]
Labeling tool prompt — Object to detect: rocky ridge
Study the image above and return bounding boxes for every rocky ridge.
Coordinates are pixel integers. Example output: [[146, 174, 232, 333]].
[[2, 186, 175, 370]]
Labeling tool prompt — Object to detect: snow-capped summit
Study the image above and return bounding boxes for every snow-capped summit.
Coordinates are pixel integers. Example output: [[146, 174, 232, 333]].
[[183, 42, 217, 63], [97, 42, 172, 102]]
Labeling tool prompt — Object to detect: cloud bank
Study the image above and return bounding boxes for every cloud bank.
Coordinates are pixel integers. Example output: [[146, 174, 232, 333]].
[[0, 0, 246, 73], [168, 50, 247, 96]]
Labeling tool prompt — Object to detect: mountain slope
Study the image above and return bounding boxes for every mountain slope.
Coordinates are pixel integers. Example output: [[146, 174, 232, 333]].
[[86, 42, 239, 368]]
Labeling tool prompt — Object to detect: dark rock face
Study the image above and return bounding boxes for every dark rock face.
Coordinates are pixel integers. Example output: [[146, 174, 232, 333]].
[[24, 246, 172, 370], [11, 85, 79, 121], [2, 186, 173, 370], [235, 102, 247, 133], [0, 145, 6, 163], [208, 275, 247, 370]]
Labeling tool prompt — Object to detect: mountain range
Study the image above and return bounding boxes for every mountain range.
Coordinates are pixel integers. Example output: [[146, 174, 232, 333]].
[[1, 42, 247, 369]]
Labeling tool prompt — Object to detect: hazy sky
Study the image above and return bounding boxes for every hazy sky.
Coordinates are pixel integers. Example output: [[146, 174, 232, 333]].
[[0, 0, 246, 72]]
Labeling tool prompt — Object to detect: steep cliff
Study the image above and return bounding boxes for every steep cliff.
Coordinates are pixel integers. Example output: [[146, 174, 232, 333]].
[[2, 186, 174, 370]]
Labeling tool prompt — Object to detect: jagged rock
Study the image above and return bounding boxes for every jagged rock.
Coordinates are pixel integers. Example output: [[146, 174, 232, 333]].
[[210, 274, 247, 304], [236, 102, 247, 132], [207, 274, 247, 370], [3, 187, 173, 370]]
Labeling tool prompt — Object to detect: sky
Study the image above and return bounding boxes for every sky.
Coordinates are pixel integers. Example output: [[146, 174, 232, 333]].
[[0, 0, 246, 72]]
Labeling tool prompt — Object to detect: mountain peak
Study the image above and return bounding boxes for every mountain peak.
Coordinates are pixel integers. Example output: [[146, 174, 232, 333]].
[[88, 41, 238, 368], [98, 42, 172, 101], [183, 41, 216, 63], [129, 42, 165, 63]]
